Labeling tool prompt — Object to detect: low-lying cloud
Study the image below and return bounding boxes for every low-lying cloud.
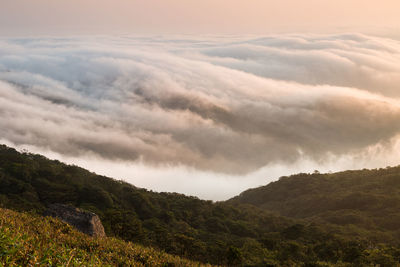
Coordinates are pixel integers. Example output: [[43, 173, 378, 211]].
[[1, 34, 400, 199]]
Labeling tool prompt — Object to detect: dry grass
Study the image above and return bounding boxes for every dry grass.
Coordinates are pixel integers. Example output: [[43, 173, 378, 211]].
[[0, 208, 213, 266]]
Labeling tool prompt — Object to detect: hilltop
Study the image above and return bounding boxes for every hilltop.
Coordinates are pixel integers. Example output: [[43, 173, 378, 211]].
[[229, 168, 400, 244]]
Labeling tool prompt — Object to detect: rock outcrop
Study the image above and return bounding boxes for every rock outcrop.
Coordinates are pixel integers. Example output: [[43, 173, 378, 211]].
[[44, 204, 106, 237]]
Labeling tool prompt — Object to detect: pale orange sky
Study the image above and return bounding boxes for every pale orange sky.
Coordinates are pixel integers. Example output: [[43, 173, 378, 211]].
[[1, 0, 400, 35]]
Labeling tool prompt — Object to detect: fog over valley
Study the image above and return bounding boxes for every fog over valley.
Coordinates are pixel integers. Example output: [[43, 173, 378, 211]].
[[1, 34, 400, 200]]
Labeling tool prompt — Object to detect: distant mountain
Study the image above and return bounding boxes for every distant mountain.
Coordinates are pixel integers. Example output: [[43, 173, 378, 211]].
[[229, 168, 400, 244], [1, 144, 400, 266]]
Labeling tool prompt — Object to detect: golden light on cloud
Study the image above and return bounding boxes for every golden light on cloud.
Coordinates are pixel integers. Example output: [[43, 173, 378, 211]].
[[1, 0, 400, 199], [1, 34, 400, 199]]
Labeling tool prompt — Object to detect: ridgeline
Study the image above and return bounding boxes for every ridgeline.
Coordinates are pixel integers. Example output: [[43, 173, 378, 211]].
[[1, 144, 400, 266]]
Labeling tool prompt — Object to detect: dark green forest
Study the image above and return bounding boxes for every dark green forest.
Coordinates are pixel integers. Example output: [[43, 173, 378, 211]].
[[229, 168, 400, 245], [1, 144, 400, 266]]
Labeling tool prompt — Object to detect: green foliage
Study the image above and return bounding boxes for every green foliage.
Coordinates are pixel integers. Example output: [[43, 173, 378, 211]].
[[227, 246, 242, 266], [231, 168, 400, 244], [0, 208, 209, 266], [1, 144, 400, 266]]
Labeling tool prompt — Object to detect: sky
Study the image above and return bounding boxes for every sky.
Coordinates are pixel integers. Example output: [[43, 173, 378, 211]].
[[0, 0, 400, 35], [1, 2, 400, 200]]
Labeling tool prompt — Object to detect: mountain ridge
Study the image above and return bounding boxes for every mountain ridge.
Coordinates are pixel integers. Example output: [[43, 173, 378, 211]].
[[1, 144, 400, 266], [229, 167, 400, 244]]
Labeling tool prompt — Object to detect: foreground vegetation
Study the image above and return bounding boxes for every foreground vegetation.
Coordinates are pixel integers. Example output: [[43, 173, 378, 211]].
[[1, 144, 400, 265], [0, 208, 207, 266]]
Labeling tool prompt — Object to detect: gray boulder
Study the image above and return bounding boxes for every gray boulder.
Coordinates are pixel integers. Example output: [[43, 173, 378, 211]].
[[44, 204, 106, 237]]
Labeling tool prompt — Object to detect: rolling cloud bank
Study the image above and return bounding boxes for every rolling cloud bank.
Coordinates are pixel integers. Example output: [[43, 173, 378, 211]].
[[1, 34, 400, 200]]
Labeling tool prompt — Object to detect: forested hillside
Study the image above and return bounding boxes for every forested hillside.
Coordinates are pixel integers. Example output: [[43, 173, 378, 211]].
[[1, 144, 400, 266], [230, 168, 400, 244]]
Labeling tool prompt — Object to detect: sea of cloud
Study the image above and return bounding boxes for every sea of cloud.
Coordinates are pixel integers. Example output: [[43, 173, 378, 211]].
[[1, 34, 400, 200]]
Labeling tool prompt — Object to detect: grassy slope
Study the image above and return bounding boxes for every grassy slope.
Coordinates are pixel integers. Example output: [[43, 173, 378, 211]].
[[0, 145, 297, 265], [2, 145, 400, 266], [0, 208, 209, 267]]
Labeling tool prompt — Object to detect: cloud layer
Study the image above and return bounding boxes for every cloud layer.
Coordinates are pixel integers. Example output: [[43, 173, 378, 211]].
[[1, 34, 400, 197]]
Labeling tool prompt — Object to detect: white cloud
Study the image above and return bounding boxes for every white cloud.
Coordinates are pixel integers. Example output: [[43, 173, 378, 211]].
[[1, 34, 400, 199]]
